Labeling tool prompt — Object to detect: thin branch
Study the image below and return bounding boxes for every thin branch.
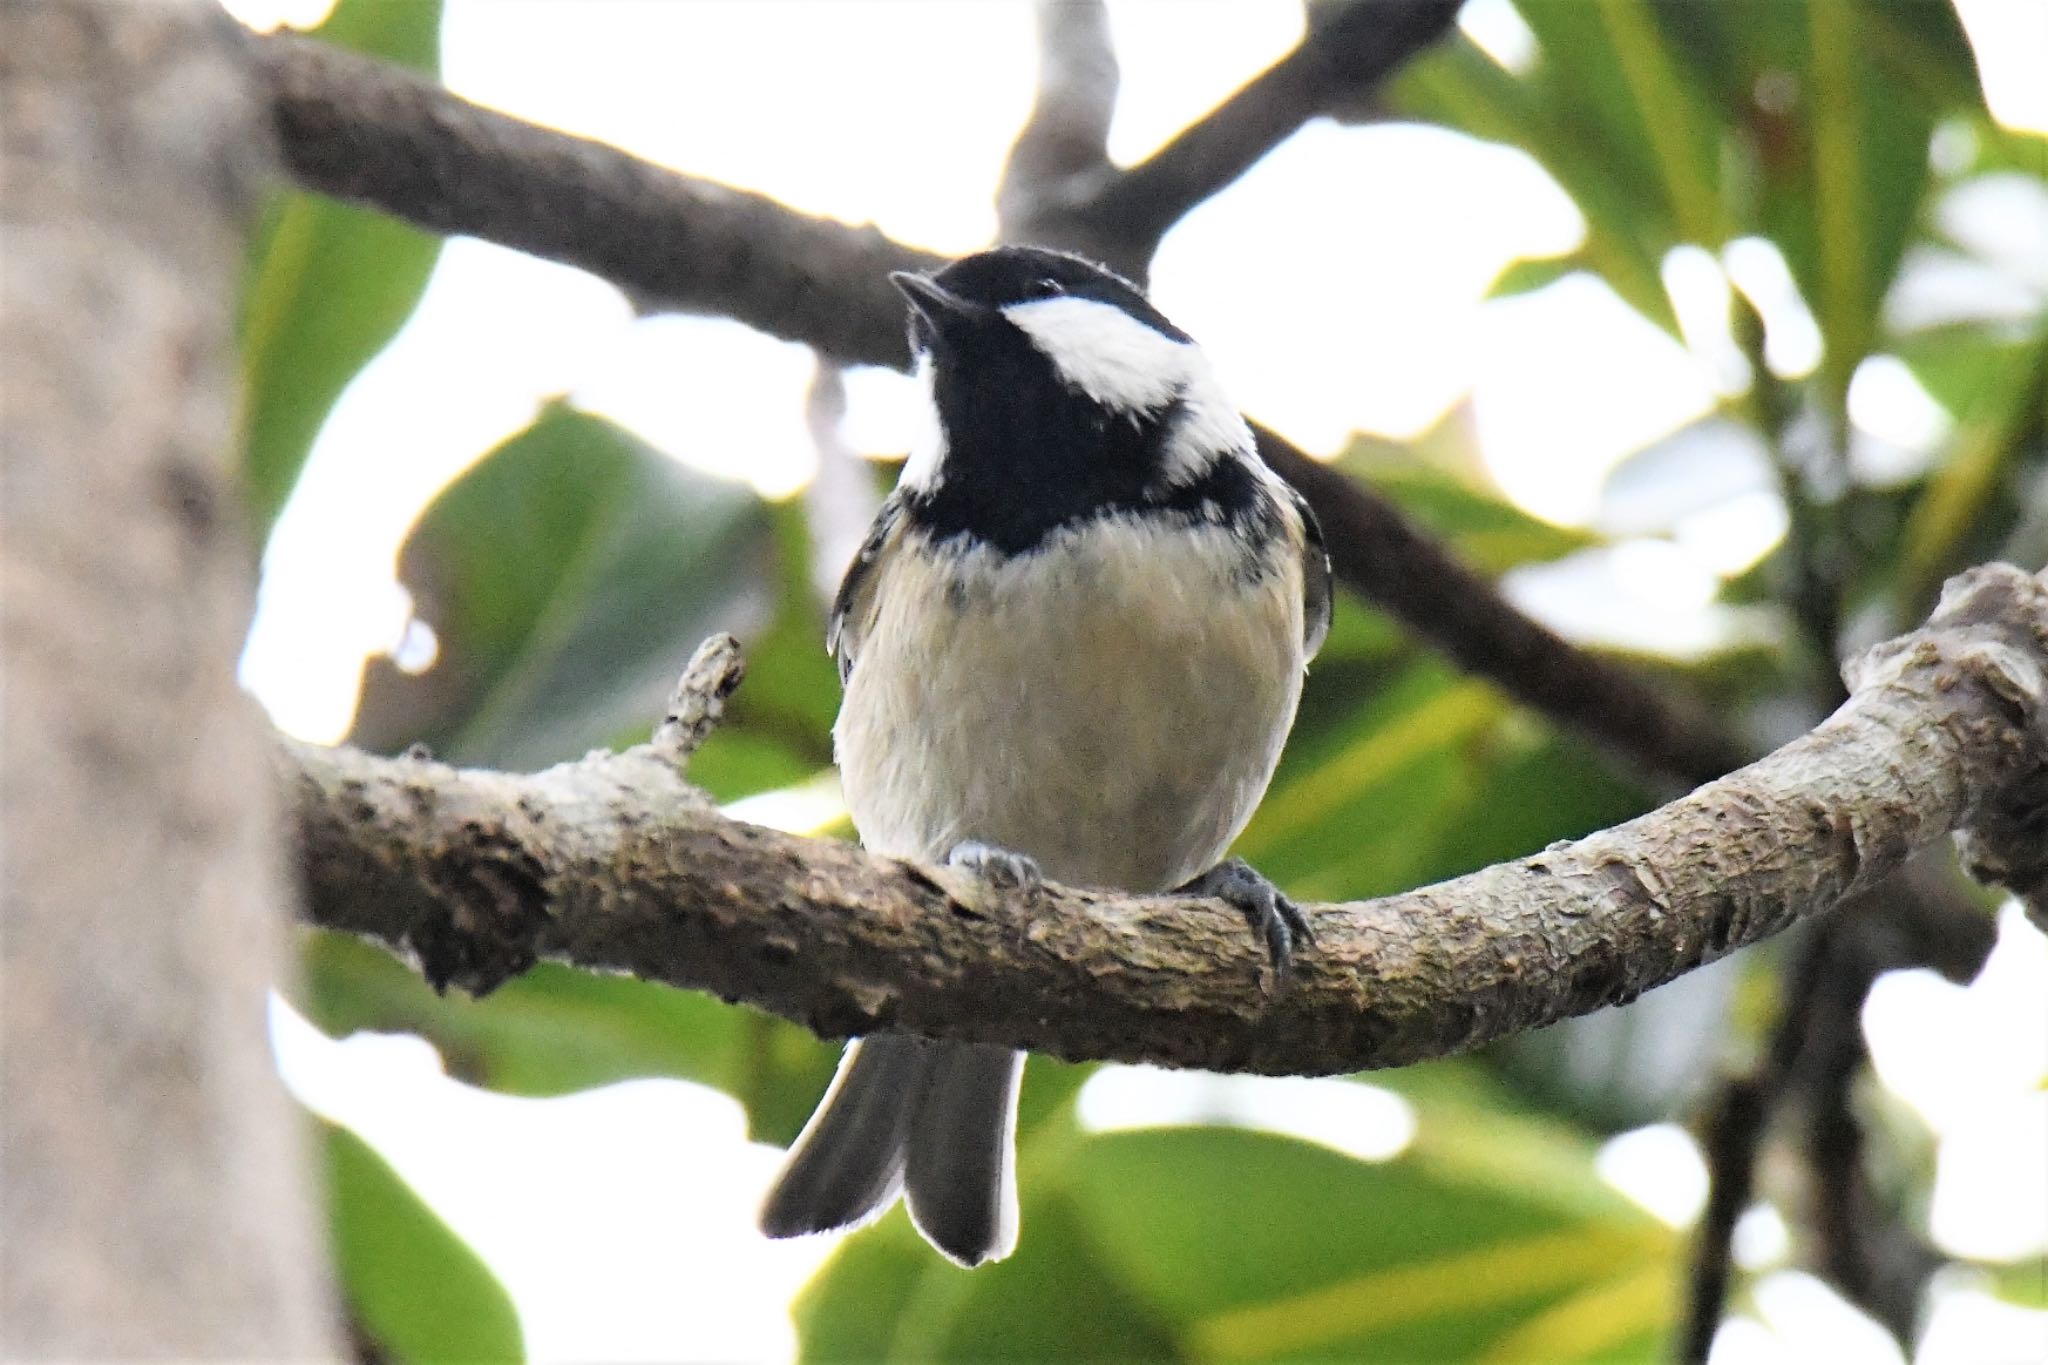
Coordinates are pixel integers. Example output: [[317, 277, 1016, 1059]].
[[651, 633, 747, 760], [252, 32, 1745, 789], [1089, 0, 1464, 259], [994, 0, 1464, 276], [292, 564, 2048, 1076], [997, 0, 1120, 249], [1685, 1075, 1771, 1362]]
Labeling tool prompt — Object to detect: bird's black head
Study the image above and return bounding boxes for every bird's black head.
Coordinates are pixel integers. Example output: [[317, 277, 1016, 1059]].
[[895, 248, 1190, 355], [890, 247, 1256, 555]]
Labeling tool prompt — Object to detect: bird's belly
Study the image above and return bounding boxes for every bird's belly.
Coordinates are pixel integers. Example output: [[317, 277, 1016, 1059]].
[[835, 521, 1304, 892]]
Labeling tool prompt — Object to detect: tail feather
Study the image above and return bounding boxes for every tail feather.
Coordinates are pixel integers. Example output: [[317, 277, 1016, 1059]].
[[758, 1036, 927, 1239], [903, 1043, 1026, 1267]]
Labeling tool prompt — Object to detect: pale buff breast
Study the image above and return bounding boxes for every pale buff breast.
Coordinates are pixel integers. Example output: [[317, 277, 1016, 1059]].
[[834, 517, 1306, 892]]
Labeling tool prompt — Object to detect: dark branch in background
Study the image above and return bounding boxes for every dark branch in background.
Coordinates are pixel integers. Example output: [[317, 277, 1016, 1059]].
[[996, 1, 1120, 251], [996, 0, 1465, 277], [1796, 918, 1946, 1347], [291, 568, 2048, 1078], [1677, 881, 1984, 1361], [253, 27, 1746, 789], [1084, 0, 1465, 276], [256, 32, 943, 365], [1680, 308, 2006, 1353], [1253, 430, 1745, 783]]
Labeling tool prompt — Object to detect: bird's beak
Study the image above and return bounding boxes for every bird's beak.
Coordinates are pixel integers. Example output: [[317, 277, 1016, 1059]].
[[890, 272, 982, 334]]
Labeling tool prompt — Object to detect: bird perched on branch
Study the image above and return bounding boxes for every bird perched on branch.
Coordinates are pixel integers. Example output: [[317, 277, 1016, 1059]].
[[758, 246, 1331, 1266]]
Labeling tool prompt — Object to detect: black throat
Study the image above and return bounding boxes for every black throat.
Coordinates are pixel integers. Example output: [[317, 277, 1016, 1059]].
[[901, 329, 1263, 557]]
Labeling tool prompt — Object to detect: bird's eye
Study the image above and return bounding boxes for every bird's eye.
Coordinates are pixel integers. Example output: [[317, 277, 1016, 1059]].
[[1027, 276, 1065, 300]]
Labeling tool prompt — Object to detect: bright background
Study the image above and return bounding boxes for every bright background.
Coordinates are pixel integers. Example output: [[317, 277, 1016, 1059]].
[[225, 1, 2048, 1360]]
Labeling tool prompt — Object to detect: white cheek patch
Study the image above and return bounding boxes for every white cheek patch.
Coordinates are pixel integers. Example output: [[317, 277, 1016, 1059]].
[[897, 352, 946, 493], [1158, 360, 1256, 484], [1002, 295, 1192, 415]]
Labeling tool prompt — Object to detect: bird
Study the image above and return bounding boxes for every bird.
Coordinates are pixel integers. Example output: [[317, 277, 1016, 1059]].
[[757, 245, 1331, 1267]]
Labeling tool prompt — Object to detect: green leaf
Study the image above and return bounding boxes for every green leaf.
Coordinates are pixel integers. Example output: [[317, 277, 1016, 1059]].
[[298, 932, 836, 1145], [1077, 1126, 1671, 1362], [1489, 254, 1588, 300], [324, 1122, 523, 1364], [692, 498, 843, 799], [1344, 457, 1599, 575], [1240, 657, 1504, 897], [1787, 0, 1938, 413], [1986, 1255, 2048, 1310], [792, 1062, 1673, 1362], [925, 1197, 1182, 1362], [792, 1074, 1164, 1364], [1651, 0, 1978, 416], [1898, 323, 2046, 426], [791, 1209, 937, 1363], [1388, 34, 1682, 333], [350, 403, 778, 770], [239, 0, 443, 533], [1512, 0, 1731, 249], [1897, 320, 2048, 609]]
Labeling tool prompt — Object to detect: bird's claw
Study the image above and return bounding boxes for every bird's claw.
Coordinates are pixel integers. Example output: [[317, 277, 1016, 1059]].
[[1179, 858, 1312, 990], [945, 840, 1043, 894]]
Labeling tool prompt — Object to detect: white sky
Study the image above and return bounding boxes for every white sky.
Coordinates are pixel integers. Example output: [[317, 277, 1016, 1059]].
[[225, 1, 2048, 1359]]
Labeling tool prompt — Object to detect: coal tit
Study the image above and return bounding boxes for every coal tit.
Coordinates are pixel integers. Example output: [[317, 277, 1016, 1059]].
[[758, 246, 1332, 1266]]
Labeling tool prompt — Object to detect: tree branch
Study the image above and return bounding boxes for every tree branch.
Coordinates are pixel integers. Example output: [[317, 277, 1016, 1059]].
[[1254, 429, 1746, 783], [1086, 0, 1464, 267], [251, 30, 1746, 789], [255, 31, 944, 366], [292, 565, 2048, 1076], [996, 0, 1120, 250], [1681, 859, 1985, 1358], [3, 1, 336, 1353]]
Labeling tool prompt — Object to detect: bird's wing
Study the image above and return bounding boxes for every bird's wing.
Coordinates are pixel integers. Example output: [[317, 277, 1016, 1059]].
[[1290, 486, 1333, 659], [827, 493, 907, 683]]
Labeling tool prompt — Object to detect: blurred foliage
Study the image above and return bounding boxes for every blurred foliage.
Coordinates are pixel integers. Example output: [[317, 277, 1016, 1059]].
[[349, 402, 780, 770], [324, 1123, 525, 1363], [239, 0, 443, 535], [246, 0, 2048, 1358], [797, 1064, 1674, 1362]]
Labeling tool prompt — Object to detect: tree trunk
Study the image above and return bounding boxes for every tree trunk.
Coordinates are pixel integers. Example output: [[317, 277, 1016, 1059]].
[[1, 1, 337, 1355]]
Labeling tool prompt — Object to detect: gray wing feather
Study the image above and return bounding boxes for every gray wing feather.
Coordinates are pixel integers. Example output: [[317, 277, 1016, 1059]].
[[758, 1036, 928, 1238], [828, 495, 905, 683], [903, 1042, 1025, 1267], [1290, 487, 1333, 659]]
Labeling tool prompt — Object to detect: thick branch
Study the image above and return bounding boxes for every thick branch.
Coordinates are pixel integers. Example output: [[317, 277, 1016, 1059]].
[[3, 1, 335, 1354], [255, 31, 943, 365], [294, 565, 2048, 1077], [253, 32, 1744, 788]]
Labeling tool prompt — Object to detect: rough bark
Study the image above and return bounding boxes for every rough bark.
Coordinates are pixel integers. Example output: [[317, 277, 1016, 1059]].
[[0, 1, 337, 1356], [291, 567, 2048, 1077]]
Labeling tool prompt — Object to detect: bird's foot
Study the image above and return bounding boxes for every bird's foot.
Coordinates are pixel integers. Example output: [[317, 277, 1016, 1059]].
[[945, 840, 1043, 894], [1179, 858, 1313, 991]]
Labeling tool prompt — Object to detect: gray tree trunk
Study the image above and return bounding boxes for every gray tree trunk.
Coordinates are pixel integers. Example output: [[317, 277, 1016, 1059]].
[[1, 1, 337, 1355]]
